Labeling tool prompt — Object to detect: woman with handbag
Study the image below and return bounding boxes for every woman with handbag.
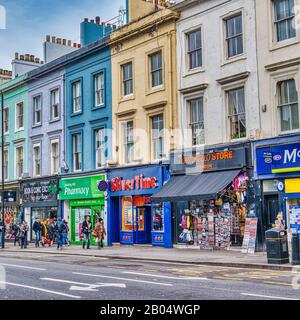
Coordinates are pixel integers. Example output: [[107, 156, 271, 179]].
[[93, 218, 106, 249]]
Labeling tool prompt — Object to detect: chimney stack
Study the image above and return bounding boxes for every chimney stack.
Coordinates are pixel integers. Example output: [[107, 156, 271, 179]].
[[95, 16, 100, 24]]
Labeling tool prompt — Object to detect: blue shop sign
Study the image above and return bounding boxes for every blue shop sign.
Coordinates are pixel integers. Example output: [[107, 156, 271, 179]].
[[106, 165, 167, 197], [256, 143, 300, 175]]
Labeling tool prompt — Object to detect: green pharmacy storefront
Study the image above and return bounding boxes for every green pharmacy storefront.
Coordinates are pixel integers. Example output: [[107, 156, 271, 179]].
[[59, 175, 106, 245]]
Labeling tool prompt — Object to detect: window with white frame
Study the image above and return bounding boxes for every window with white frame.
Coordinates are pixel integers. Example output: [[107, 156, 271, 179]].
[[95, 73, 105, 107], [189, 98, 205, 145], [50, 140, 59, 174], [95, 128, 105, 168], [273, 0, 296, 42], [3, 108, 9, 134], [72, 81, 81, 113], [227, 87, 246, 139], [72, 133, 82, 171], [15, 145, 24, 178], [50, 89, 60, 120], [224, 13, 243, 58], [277, 79, 299, 132], [122, 63, 133, 96], [151, 114, 164, 160], [33, 144, 41, 176], [16, 102, 24, 130], [123, 121, 134, 164], [150, 51, 163, 88], [187, 30, 202, 69], [3, 149, 8, 180], [33, 95, 42, 126]]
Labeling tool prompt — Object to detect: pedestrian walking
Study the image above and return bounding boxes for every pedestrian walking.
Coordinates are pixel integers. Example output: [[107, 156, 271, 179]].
[[54, 218, 66, 250], [82, 216, 92, 249], [62, 219, 70, 246], [12, 222, 21, 246], [32, 218, 42, 248], [93, 218, 106, 249], [20, 221, 29, 249], [0, 219, 5, 248], [46, 220, 54, 246]]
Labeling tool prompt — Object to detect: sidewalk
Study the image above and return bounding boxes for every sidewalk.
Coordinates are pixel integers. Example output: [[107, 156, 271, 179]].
[[1, 242, 296, 271]]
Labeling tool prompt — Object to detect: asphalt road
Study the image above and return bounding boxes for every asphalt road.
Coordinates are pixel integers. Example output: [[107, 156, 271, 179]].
[[0, 250, 299, 300]]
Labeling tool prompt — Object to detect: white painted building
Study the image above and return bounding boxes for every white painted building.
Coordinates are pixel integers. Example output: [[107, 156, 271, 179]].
[[173, 0, 261, 148]]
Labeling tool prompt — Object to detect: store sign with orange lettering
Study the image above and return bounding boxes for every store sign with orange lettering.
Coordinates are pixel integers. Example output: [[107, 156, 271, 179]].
[[170, 146, 248, 174]]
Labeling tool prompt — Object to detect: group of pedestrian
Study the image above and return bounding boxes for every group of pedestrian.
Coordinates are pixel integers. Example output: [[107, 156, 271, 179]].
[[82, 216, 106, 250], [32, 217, 70, 250], [11, 221, 29, 249]]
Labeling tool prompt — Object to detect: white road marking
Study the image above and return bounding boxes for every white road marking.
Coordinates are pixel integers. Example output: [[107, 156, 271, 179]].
[[241, 293, 299, 300], [41, 277, 126, 292], [73, 272, 173, 286], [0, 263, 46, 271], [122, 271, 208, 280], [0, 281, 81, 299]]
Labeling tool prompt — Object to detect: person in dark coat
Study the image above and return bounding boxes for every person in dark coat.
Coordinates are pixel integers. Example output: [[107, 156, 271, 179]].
[[32, 218, 42, 248], [82, 216, 92, 249], [20, 221, 29, 249]]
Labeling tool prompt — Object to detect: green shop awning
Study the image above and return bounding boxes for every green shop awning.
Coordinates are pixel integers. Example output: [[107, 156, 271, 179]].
[[151, 170, 241, 202]]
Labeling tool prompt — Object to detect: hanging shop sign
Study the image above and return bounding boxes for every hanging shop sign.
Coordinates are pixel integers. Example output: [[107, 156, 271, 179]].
[[256, 143, 300, 175], [170, 144, 249, 174], [21, 179, 58, 203], [59, 175, 105, 200], [106, 165, 165, 197]]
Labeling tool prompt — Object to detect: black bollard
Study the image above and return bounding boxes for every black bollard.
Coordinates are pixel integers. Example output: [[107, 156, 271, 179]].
[[291, 233, 300, 265]]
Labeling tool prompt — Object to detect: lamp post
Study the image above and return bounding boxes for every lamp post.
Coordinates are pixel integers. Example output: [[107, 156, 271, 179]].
[[0, 91, 5, 248]]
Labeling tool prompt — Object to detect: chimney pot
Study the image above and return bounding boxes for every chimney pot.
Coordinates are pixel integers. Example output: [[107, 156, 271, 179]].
[[101, 22, 105, 26], [113, 24, 117, 29], [51, 36, 56, 43], [73, 43, 77, 48], [84, 18, 88, 22], [67, 40, 72, 46], [46, 35, 51, 42], [40, 61, 44, 65], [63, 39, 67, 45], [15, 52, 19, 60], [90, 19, 95, 23], [30, 55, 35, 62], [77, 44, 81, 48], [20, 55, 24, 60], [25, 54, 30, 61], [57, 38, 62, 44], [95, 16, 100, 24]]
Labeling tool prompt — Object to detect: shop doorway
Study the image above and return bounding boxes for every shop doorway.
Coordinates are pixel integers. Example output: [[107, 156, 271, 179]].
[[264, 195, 279, 230], [134, 206, 151, 244]]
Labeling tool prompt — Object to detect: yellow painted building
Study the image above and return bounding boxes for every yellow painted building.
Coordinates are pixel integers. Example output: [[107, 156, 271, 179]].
[[109, 0, 179, 166]]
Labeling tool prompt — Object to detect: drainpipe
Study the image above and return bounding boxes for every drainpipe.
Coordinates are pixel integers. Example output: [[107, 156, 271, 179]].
[[168, 29, 175, 151]]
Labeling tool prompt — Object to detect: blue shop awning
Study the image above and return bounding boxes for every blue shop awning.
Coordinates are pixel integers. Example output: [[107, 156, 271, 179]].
[[151, 170, 241, 202]]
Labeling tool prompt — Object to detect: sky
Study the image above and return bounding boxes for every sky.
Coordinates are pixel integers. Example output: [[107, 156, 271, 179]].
[[0, 0, 125, 70]]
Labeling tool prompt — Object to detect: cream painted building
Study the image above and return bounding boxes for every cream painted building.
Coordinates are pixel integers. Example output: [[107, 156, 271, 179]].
[[173, 0, 261, 147], [109, 0, 179, 166], [256, 0, 300, 138]]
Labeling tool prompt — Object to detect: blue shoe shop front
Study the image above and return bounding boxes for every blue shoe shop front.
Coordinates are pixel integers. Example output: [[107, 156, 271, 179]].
[[104, 164, 172, 248]]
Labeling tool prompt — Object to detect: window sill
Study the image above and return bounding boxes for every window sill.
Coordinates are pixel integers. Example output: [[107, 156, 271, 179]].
[[119, 95, 135, 104], [278, 129, 300, 136], [70, 111, 83, 117], [145, 86, 165, 96], [221, 54, 246, 67], [49, 118, 60, 124], [229, 137, 248, 143], [270, 38, 299, 52], [92, 104, 106, 111], [15, 128, 24, 133], [32, 123, 42, 129], [183, 67, 205, 78]]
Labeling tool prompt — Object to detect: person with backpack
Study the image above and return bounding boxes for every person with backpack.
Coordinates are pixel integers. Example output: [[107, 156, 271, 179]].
[[32, 217, 42, 248], [54, 217, 66, 250], [82, 215, 92, 249]]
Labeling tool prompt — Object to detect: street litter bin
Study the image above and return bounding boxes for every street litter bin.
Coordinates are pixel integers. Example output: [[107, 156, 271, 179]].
[[265, 228, 289, 264], [291, 233, 300, 265]]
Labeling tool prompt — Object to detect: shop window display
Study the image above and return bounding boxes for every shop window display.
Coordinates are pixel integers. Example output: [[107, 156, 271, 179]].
[[177, 171, 248, 249], [152, 204, 164, 232], [2, 207, 18, 239]]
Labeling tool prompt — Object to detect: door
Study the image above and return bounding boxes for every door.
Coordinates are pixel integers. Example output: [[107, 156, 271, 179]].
[[135, 206, 151, 244], [264, 195, 279, 230]]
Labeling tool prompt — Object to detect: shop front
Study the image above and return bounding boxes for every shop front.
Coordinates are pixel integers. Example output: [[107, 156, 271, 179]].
[[20, 177, 59, 240], [254, 135, 300, 245], [106, 165, 172, 248], [152, 143, 255, 250], [59, 174, 105, 245], [0, 183, 21, 240]]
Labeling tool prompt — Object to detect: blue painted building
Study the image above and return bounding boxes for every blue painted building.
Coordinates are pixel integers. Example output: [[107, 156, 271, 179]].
[[65, 20, 112, 174]]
